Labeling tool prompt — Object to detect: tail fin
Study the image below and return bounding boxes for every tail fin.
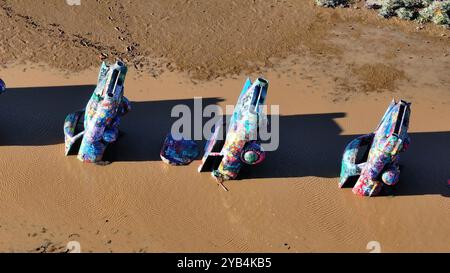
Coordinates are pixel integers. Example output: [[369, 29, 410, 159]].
[[63, 110, 85, 156]]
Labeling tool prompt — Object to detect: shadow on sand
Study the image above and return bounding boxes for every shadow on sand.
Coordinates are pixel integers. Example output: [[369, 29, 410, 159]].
[[243, 113, 450, 197], [0, 85, 95, 146], [0, 85, 448, 197], [104, 97, 224, 162], [0, 85, 223, 160]]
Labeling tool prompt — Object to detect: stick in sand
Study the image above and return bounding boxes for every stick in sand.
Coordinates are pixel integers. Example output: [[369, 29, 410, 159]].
[[216, 178, 229, 192]]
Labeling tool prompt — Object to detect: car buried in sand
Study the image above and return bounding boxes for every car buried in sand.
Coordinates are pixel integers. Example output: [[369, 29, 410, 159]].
[[198, 77, 269, 190], [339, 99, 411, 197], [63, 60, 131, 163]]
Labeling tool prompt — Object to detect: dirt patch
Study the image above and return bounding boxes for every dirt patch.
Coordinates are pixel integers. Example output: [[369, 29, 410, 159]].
[[0, 0, 447, 80], [352, 63, 407, 92]]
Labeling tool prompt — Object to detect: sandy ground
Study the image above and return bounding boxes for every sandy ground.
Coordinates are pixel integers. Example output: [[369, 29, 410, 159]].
[[0, 0, 449, 252]]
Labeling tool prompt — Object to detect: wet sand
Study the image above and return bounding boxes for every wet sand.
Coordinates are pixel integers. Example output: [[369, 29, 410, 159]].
[[0, 1, 449, 252]]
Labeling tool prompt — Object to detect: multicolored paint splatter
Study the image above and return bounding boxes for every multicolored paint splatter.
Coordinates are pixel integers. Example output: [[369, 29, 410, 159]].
[[0, 79, 6, 94], [198, 78, 268, 182], [64, 61, 130, 163], [160, 133, 199, 166], [340, 99, 411, 197]]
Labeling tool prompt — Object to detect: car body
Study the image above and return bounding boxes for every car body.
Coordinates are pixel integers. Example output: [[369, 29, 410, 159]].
[[198, 78, 268, 183], [64, 61, 130, 163], [0, 79, 6, 94], [340, 99, 411, 196]]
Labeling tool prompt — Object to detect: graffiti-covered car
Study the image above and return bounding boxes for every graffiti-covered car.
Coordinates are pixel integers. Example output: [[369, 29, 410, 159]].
[[64, 61, 131, 163], [340, 99, 411, 196], [199, 78, 269, 188]]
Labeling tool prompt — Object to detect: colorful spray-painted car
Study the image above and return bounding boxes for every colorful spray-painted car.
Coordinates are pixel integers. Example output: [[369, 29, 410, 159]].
[[0, 79, 6, 94], [160, 133, 199, 166], [198, 78, 268, 188], [339, 99, 411, 197], [64, 61, 131, 163]]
